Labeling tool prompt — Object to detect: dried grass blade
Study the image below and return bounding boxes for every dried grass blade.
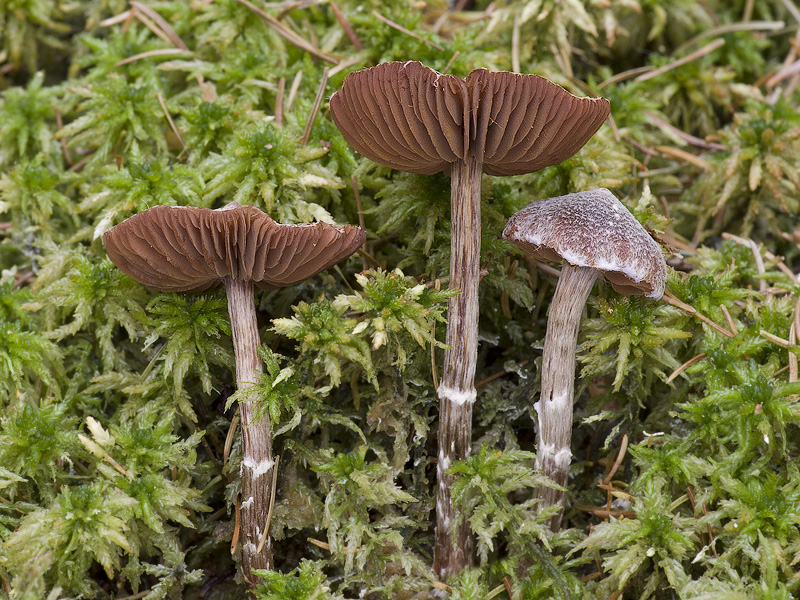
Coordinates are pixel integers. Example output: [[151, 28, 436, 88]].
[[635, 39, 725, 83], [330, 1, 363, 50], [300, 67, 329, 146], [115, 48, 187, 67], [130, 1, 189, 50], [372, 10, 445, 51], [233, 0, 339, 64], [667, 353, 707, 383]]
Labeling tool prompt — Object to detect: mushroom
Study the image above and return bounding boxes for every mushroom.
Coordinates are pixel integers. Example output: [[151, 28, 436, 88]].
[[330, 61, 609, 575], [502, 188, 666, 530], [103, 203, 364, 584]]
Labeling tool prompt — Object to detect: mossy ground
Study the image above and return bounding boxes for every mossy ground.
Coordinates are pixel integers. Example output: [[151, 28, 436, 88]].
[[1, 1, 800, 598]]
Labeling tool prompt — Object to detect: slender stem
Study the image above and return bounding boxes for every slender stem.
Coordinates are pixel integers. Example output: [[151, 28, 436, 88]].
[[534, 265, 598, 531], [225, 276, 275, 584], [433, 153, 482, 578]]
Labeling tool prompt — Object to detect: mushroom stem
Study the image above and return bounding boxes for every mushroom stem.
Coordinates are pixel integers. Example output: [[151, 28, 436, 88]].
[[535, 264, 598, 531], [224, 276, 275, 582], [434, 152, 481, 577]]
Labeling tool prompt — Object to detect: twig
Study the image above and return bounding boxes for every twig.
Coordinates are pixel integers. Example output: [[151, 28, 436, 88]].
[[275, 77, 285, 125], [99, 10, 131, 27], [115, 48, 186, 66], [485, 584, 507, 600], [372, 10, 445, 51], [132, 11, 176, 48], [607, 112, 621, 142], [744, 0, 755, 21], [256, 455, 280, 553], [766, 58, 800, 87], [330, 1, 363, 50], [661, 293, 735, 338], [307, 537, 331, 551], [200, 434, 222, 472], [224, 413, 239, 464], [54, 107, 72, 165], [157, 92, 185, 150], [104, 451, 133, 480], [760, 329, 791, 348], [116, 591, 150, 600], [431, 278, 441, 391], [655, 145, 711, 170], [431, 320, 439, 391], [667, 353, 707, 383], [503, 576, 514, 599], [602, 433, 629, 486], [597, 66, 654, 89], [442, 51, 460, 74], [550, 41, 573, 79], [327, 56, 362, 78], [763, 250, 797, 282], [285, 70, 303, 114], [597, 483, 635, 502], [646, 111, 726, 150], [533, 260, 562, 279], [233, 0, 339, 63], [719, 304, 738, 335], [781, 0, 800, 23], [351, 175, 367, 271], [300, 67, 329, 146], [635, 39, 725, 83], [512, 15, 521, 73], [475, 360, 529, 388], [131, 1, 189, 50], [721, 232, 769, 298], [676, 20, 783, 54], [576, 505, 636, 519], [122, 6, 136, 33], [790, 322, 798, 382], [231, 502, 240, 554]]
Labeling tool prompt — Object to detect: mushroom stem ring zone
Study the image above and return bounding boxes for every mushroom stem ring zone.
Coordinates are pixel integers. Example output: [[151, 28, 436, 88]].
[[331, 61, 609, 577], [104, 204, 364, 586]]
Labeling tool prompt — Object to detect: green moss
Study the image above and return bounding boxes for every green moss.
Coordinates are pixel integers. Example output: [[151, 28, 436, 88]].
[[2, 0, 800, 597]]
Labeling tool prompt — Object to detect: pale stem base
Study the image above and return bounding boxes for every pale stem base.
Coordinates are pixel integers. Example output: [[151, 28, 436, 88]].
[[534, 265, 598, 531], [225, 276, 275, 584], [433, 154, 481, 578]]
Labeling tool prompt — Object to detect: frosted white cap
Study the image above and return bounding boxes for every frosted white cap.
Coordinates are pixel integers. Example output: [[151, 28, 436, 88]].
[[502, 188, 666, 299]]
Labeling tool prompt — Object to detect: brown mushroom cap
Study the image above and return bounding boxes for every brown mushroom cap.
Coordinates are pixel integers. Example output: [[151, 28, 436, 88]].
[[104, 204, 365, 293], [502, 188, 666, 299], [329, 61, 610, 177]]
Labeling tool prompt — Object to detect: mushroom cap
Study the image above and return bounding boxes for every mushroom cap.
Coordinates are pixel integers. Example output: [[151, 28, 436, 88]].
[[502, 189, 666, 299], [329, 61, 610, 177], [104, 204, 365, 293]]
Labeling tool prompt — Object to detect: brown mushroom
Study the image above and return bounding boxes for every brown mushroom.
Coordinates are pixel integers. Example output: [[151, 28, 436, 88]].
[[103, 203, 365, 585], [502, 188, 666, 530], [330, 61, 609, 576]]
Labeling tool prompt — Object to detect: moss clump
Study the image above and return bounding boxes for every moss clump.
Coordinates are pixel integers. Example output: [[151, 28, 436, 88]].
[[2, 1, 800, 598]]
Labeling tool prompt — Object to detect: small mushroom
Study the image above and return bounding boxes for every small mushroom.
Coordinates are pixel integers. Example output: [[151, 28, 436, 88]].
[[103, 203, 364, 584], [331, 61, 609, 575], [502, 188, 666, 530]]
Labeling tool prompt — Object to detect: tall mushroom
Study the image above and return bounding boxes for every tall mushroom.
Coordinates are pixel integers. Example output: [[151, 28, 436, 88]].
[[330, 61, 609, 576], [502, 188, 666, 530], [103, 203, 364, 585]]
